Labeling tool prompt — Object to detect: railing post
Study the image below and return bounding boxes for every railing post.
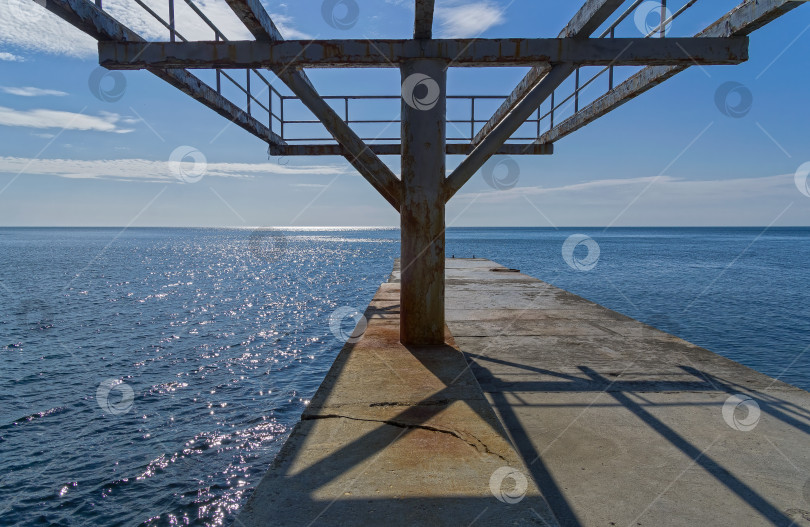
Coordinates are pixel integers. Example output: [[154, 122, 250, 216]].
[[400, 58, 447, 346], [470, 97, 475, 141], [609, 28, 614, 89], [246, 70, 251, 116], [169, 0, 175, 42]]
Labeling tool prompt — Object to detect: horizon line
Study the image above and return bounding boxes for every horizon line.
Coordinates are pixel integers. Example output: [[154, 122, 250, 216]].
[[1, 225, 809, 229]]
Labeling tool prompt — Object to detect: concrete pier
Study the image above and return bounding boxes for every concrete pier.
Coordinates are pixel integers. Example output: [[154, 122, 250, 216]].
[[238, 259, 810, 527]]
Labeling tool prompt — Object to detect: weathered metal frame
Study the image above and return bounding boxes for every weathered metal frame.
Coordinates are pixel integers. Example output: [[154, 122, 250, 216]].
[[221, 0, 402, 211], [413, 0, 435, 39], [31, 0, 805, 344], [126, 0, 285, 141], [271, 93, 554, 148], [278, 143, 553, 157], [97, 37, 748, 69], [533, 0, 808, 146], [470, 0, 626, 149], [40, 0, 284, 148]]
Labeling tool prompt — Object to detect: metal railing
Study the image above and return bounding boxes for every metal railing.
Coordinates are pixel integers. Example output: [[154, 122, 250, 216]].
[[547, 0, 702, 129], [99, 0, 283, 136], [275, 95, 547, 144], [93, 0, 704, 147]]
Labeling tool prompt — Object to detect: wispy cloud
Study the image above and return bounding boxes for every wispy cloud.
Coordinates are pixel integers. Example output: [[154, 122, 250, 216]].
[[451, 173, 809, 226], [0, 107, 135, 133], [435, 0, 506, 38], [0, 156, 348, 183], [290, 183, 328, 189], [270, 12, 312, 39], [0, 0, 309, 58], [0, 51, 25, 61], [0, 0, 96, 57], [1, 86, 69, 97]]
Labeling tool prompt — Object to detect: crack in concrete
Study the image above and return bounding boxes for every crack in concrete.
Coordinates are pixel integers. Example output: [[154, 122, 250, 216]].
[[303, 413, 509, 462], [368, 399, 451, 408]]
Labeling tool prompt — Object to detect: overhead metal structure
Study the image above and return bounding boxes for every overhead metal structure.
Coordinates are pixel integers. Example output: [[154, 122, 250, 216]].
[[33, 0, 807, 344]]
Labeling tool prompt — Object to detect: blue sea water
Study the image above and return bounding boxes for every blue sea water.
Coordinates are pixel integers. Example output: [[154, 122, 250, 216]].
[[1, 227, 808, 526]]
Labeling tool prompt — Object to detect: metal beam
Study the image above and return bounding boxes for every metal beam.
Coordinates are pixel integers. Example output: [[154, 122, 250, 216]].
[[536, 0, 806, 146], [223, 0, 402, 211], [223, 0, 284, 41], [276, 143, 553, 156], [471, 0, 624, 146], [98, 37, 749, 70], [277, 70, 403, 210], [560, 0, 628, 37], [444, 0, 626, 200], [414, 0, 435, 39], [39, 0, 283, 147], [444, 65, 575, 201], [399, 59, 446, 345]]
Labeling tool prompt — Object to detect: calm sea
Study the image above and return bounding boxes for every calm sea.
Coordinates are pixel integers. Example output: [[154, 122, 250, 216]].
[[2, 227, 808, 526]]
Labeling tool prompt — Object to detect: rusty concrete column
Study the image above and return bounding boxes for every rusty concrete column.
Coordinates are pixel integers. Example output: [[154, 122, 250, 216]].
[[399, 58, 447, 345]]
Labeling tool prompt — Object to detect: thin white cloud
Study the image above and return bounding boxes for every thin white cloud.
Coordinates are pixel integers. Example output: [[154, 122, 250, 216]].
[[435, 1, 506, 38], [0, 106, 134, 133], [0, 0, 97, 57], [1, 86, 69, 97], [0, 51, 25, 61], [290, 183, 328, 189], [451, 173, 809, 226], [0, 0, 309, 59], [270, 12, 312, 39], [0, 156, 349, 183]]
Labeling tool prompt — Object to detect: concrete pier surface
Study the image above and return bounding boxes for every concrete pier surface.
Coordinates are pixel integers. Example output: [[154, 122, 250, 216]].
[[238, 259, 810, 527]]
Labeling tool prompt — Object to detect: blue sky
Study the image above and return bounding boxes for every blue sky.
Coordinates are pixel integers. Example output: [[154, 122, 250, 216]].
[[0, 0, 809, 227]]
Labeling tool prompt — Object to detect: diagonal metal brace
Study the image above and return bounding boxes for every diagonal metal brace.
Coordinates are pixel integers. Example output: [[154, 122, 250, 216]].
[[470, 0, 626, 147], [534, 0, 808, 146], [223, 0, 402, 211], [444, 0, 625, 201], [39, 0, 284, 148]]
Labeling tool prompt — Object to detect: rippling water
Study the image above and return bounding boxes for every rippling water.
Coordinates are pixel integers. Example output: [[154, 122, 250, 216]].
[[1, 227, 808, 526]]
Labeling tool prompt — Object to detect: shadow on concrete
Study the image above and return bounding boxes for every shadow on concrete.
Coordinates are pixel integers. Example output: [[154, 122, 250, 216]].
[[235, 321, 564, 526], [466, 354, 810, 527]]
